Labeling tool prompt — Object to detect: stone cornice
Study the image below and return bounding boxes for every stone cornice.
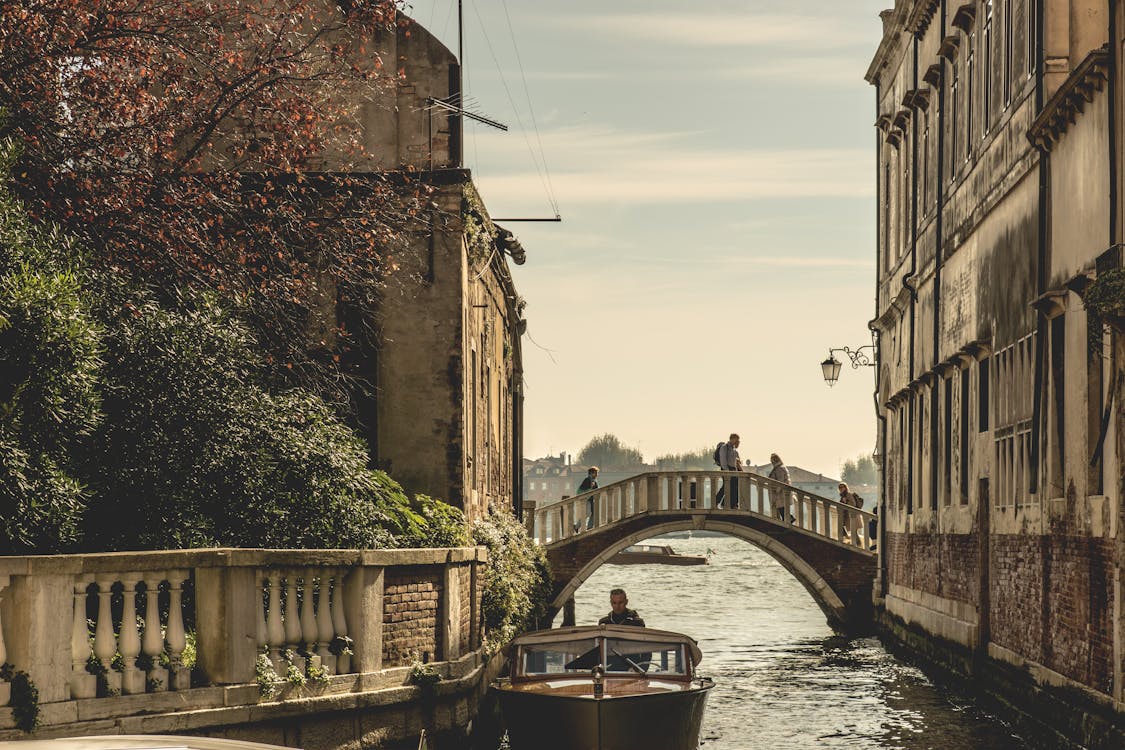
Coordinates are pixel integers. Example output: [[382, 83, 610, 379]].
[[922, 63, 943, 87], [866, 4, 911, 84], [1030, 289, 1068, 318], [951, 3, 977, 32], [938, 35, 962, 61], [1028, 47, 1110, 152], [907, 0, 940, 37]]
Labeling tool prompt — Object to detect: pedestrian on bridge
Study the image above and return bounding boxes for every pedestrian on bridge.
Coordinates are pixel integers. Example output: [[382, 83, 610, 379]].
[[579, 466, 599, 530], [837, 482, 863, 540], [768, 453, 793, 522], [715, 433, 742, 509]]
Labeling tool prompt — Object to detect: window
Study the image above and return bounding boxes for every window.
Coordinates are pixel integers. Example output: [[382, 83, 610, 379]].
[[921, 115, 930, 212], [983, 3, 992, 133], [883, 160, 891, 271], [993, 335, 1035, 506], [960, 368, 970, 503], [966, 33, 975, 158], [944, 376, 953, 506], [949, 63, 960, 182], [1048, 314, 1065, 495], [1004, 0, 1013, 105], [979, 356, 990, 431]]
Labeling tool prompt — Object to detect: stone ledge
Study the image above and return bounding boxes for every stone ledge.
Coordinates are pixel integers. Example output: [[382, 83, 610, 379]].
[[987, 643, 1125, 714], [0, 547, 487, 576], [885, 592, 978, 649], [0, 652, 485, 741]]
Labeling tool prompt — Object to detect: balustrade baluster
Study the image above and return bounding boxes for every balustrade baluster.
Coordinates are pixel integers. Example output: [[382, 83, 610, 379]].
[[166, 570, 189, 690], [755, 481, 765, 515], [796, 495, 807, 529], [0, 576, 6, 706], [834, 505, 845, 543], [316, 573, 335, 670], [70, 578, 97, 698], [330, 569, 351, 674], [821, 501, 831, 539], [93, 577, 121, 694], [141, 575, 169, 693], [283, 573, 303, 670], [255, 574, 268, 657], [299, 571, 317, 670], [267, 572, 285, 670], [118, 576, 144, 694]]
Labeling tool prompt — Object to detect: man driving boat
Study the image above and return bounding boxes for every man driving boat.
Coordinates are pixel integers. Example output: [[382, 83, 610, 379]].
[[598, 588, 645, 627]]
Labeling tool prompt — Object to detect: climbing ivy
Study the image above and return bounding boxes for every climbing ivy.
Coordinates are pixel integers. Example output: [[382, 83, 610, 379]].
[[0, 663, 40, 732], [1085, 269, 1125, 334], [462, 188, 496, 269]]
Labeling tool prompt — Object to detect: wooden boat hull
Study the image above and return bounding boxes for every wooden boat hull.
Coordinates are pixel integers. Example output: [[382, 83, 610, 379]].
[[494, 680, 713, 750], [608, 551, 707, 566]]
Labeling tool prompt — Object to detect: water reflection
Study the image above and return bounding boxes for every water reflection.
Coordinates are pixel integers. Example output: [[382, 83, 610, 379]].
[[567, 534, 1038, 749]]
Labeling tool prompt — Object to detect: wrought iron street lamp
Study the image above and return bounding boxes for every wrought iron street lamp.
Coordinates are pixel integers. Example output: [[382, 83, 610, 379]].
[[820, 345, 875, 387]]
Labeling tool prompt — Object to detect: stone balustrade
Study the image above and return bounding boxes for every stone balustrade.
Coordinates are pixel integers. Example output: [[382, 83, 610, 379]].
[[0, 547, 485, 737], [533, 471, 877, 551]]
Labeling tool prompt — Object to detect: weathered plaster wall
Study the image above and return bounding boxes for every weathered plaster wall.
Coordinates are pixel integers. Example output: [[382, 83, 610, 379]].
[[866, 0, 1124, 732]]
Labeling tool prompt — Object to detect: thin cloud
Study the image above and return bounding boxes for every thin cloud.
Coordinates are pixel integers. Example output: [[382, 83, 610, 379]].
[[476, 148, 872, 205], [714, 58, 868, 86], [553, 13, 871, 49]]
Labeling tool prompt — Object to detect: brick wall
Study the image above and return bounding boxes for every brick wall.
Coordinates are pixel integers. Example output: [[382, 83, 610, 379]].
[[884, 530, 980, 606], [991, 533, 1114, 693], [886, 529, 1115, 695], [382, 567, 443, 665], [458, 565, 472, 654]]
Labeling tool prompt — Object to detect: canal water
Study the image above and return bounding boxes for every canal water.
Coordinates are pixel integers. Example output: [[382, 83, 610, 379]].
[[563, 534, 1052, 749]]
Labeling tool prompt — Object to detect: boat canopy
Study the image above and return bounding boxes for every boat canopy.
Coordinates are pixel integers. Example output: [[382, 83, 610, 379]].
[[503, 625, 704, 667]]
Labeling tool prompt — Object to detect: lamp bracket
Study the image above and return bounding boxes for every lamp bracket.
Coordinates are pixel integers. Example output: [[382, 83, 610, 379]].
[[828, 345, 876, 369]]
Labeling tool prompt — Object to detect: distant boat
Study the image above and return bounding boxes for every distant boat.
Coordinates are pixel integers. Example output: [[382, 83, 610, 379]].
[[493, 625, 714, 750], [609, 543, 708, 566]]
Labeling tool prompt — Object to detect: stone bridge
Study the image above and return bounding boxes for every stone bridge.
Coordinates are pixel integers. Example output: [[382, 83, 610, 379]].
[[530, 471, 878, 633]]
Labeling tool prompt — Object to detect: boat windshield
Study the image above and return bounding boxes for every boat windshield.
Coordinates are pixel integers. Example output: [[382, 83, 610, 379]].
[[518, 637, 601, 676], [604, 639, 688, 677]]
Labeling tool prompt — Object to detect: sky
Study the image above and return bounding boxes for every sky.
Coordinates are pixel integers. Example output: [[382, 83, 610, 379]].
[[405, 0, 890, 478]]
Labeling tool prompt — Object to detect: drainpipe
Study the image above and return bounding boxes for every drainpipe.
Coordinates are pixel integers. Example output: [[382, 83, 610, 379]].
[[512, 316, 526, 519], [1110, 0, 1119, 246], [1029, 0, 1048, 495], [873, 76, 889, 597], [930, 0, 948, 515]]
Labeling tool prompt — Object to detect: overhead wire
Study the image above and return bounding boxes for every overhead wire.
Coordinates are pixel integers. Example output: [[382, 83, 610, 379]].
[[468, 0, 559, 218], [497, 0, 560, 217]]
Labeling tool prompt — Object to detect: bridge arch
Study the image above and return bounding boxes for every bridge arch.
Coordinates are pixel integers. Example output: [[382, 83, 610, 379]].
[[549, 520, 849, 630]]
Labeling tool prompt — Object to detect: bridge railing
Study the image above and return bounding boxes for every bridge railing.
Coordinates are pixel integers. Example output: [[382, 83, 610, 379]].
[[532, 471, 876, 551], [0, 547, 484, 731]]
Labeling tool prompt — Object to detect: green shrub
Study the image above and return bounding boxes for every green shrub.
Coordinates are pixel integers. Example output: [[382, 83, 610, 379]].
[[0, 142, 101, 553], [404, 494, 469, 548], [471, 505, 551, 652], [82, 297, 421, 551]]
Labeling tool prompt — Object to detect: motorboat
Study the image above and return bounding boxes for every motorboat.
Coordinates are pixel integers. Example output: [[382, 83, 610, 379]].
[[492, 624, 714, 750], [608, 543, 708, 566]]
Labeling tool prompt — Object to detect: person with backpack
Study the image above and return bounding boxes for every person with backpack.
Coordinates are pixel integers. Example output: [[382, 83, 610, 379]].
[[714, 433, 742, 509]]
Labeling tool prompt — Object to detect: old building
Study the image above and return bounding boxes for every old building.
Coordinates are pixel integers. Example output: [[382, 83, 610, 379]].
[[867, 0, 1125, 741], [522, 454, 656, 505], [297, 7, 528, 521]]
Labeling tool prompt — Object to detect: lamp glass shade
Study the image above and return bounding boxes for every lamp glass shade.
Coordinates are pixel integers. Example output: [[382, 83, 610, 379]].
[[821, 357, 842, 386]]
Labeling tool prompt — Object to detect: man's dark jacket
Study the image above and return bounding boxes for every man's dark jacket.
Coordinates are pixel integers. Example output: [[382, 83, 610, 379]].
[[598, 609, 645, 627]]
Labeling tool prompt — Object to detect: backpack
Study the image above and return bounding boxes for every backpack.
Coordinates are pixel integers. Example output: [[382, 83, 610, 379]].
[[713, 442, 725, 468]]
